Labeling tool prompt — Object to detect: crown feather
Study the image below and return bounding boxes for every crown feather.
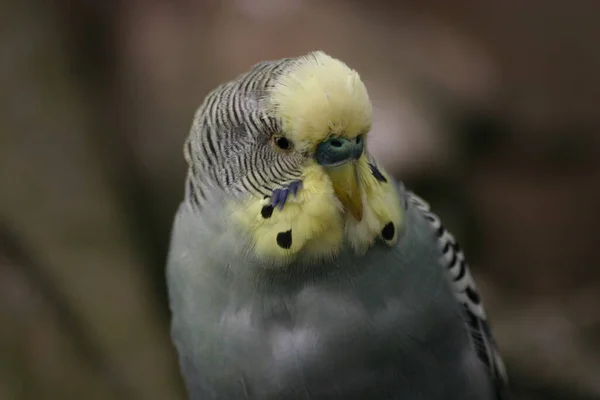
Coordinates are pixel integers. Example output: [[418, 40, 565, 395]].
[[267, 51, 372, 146]]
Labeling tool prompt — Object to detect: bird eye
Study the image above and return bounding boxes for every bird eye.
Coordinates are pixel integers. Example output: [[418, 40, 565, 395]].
[[273, 136, 292, 151]]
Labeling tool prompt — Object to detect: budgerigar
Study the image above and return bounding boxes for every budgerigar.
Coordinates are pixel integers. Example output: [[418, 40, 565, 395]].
[[166, 51, 510, 400]]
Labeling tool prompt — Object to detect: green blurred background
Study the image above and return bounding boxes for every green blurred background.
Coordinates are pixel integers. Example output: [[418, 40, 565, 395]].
[[1, 0, 599, 399]]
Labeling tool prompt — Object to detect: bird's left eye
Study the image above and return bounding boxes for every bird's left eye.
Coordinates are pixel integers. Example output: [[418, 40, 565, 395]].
[[273, 136, 292, 151]]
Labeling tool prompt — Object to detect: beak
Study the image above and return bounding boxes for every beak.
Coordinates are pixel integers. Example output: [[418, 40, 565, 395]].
[[315, 136, 364, 221], [325, 162, 363, 220]]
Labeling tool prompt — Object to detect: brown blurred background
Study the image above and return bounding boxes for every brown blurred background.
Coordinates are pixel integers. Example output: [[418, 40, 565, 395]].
[[1, 0, 599, 399]]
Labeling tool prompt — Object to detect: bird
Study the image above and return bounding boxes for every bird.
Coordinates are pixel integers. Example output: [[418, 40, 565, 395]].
[[166, 51, 510, 400]]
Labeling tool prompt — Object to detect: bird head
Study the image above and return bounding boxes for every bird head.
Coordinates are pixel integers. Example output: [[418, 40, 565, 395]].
[[185, 51, 403, 266]]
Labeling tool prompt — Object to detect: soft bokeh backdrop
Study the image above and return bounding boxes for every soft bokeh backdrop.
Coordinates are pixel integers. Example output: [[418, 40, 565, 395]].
[[1, 1, 599, 399]]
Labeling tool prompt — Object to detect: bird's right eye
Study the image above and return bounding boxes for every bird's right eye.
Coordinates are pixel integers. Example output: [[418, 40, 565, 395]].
[[273, 136, 292, 151]]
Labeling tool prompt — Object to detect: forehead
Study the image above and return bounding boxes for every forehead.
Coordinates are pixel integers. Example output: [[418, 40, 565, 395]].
[[266, 52, 373, 144]]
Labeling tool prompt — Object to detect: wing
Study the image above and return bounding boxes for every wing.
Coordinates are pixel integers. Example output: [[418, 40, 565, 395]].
[[407, 191, 511, 400]]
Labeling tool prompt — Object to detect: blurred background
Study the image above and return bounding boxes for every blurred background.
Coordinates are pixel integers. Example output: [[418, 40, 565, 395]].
[[1, 0, 599, 399]]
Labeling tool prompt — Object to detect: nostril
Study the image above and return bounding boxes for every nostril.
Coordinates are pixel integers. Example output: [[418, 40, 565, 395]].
[[330, 139, 343, 148]]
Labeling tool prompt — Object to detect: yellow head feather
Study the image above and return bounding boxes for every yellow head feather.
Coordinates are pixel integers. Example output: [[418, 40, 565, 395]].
[[267, 51, 373, 147]]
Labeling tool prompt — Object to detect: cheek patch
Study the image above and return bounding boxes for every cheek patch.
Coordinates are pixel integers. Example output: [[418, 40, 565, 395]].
[[369, 163, 387, 183]]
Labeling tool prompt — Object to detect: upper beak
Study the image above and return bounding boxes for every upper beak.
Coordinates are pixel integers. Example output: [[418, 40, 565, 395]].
[[315, 136, 364, 220]]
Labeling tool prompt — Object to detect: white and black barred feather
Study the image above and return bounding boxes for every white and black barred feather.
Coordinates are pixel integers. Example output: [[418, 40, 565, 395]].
[[407, 192, 510, 399], [184, 58, 305, 209]]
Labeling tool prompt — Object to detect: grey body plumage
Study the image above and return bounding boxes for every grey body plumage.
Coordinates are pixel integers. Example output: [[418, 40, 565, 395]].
[[167, 184, 509, 400]]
